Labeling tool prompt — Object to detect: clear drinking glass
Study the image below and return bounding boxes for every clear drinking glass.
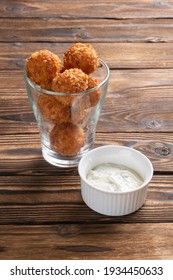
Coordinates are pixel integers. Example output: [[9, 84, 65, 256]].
[[24, 59, 110, 167]]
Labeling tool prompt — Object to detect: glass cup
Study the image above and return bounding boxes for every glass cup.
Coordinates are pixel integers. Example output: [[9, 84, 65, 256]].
[[24, 59, 110, 167]]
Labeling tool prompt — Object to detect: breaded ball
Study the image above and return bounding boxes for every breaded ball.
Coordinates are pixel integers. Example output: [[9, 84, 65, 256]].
[[26, 49, 62, 90], [38, 94, 70, 124], [51, 68, 89, 105], [50, 123, 85, 156], [63, 43, 99, 74], [88, 77, 102, 107]]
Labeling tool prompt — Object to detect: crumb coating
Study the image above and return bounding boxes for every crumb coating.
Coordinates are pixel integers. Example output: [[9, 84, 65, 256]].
[[63, 43, 99, 74], [38, 94, 70, 124], [50, 122, 85, 156], [88, 77, 102, 107], [51, 68, 88, 105], [26, 49, 62, 90]]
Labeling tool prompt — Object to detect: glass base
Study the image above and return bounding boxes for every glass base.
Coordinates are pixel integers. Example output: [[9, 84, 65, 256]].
[[42, 143, 93, 168]]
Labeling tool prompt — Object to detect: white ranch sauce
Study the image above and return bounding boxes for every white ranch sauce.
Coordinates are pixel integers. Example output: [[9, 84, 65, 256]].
[[87, 163, 143, 192]]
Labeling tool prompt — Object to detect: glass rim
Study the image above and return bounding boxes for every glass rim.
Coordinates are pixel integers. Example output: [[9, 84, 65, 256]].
[[24, 58, 110, 96]]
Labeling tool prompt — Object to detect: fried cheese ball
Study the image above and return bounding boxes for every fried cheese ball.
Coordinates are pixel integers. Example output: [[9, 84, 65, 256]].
[[26, 49, 62, 90], [38, 94, 70, 124], [51, 68, 89, 105], [50, 123, 85, 156], [63, 43, 99, 74], [88, 77, 102, 107]]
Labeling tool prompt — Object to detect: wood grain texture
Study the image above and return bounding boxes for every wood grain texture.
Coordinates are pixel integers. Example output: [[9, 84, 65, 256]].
[[0, 133, 173, 173], [1, 42, 173, 70], [1, 0, 173, 19], [1, 18, 173, 43], [0, 224, 172, 260], [1, 69, 173, 134], [0, 174, 172, 224]]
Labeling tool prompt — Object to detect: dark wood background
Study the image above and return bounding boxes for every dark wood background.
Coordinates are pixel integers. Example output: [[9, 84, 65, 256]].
[[0, 0, 173, 259]]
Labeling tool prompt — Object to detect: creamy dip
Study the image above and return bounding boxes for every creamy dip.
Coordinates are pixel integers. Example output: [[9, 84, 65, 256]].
[[86, 163, 143, 192]]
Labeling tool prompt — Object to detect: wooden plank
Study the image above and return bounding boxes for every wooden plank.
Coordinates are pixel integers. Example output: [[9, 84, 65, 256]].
[[3, 68, 173, 97], [1, 18, 173, 43], [1, 0, 173, 19], [1, 42, 173, 70], [1, 69, 173, 134], [0, 223, 172, 259], [100, 86, 173, 132], [0, 133, 173, 173], [0, 175, 172, 226], [1, 88, 173, 134]]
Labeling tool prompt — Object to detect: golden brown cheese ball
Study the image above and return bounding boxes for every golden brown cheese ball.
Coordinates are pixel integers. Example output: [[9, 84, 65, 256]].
[[26, 49, 62, 90], [38, 94, 70, 124], [63, 43, 99, 74], [51, 68, 89, 105], [88, 77, 102, 107], [50, 123, 85, 156]]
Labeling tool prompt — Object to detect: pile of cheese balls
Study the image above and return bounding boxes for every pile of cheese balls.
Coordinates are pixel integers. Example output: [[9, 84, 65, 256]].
[[26, 43, 102, 156]]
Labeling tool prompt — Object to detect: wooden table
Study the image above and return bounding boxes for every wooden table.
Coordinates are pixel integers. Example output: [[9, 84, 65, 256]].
[[0, 0, 173, 260]]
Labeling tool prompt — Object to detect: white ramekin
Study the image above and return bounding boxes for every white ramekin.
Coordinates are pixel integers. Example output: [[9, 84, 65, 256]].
[[78, 145, 153, 216]]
